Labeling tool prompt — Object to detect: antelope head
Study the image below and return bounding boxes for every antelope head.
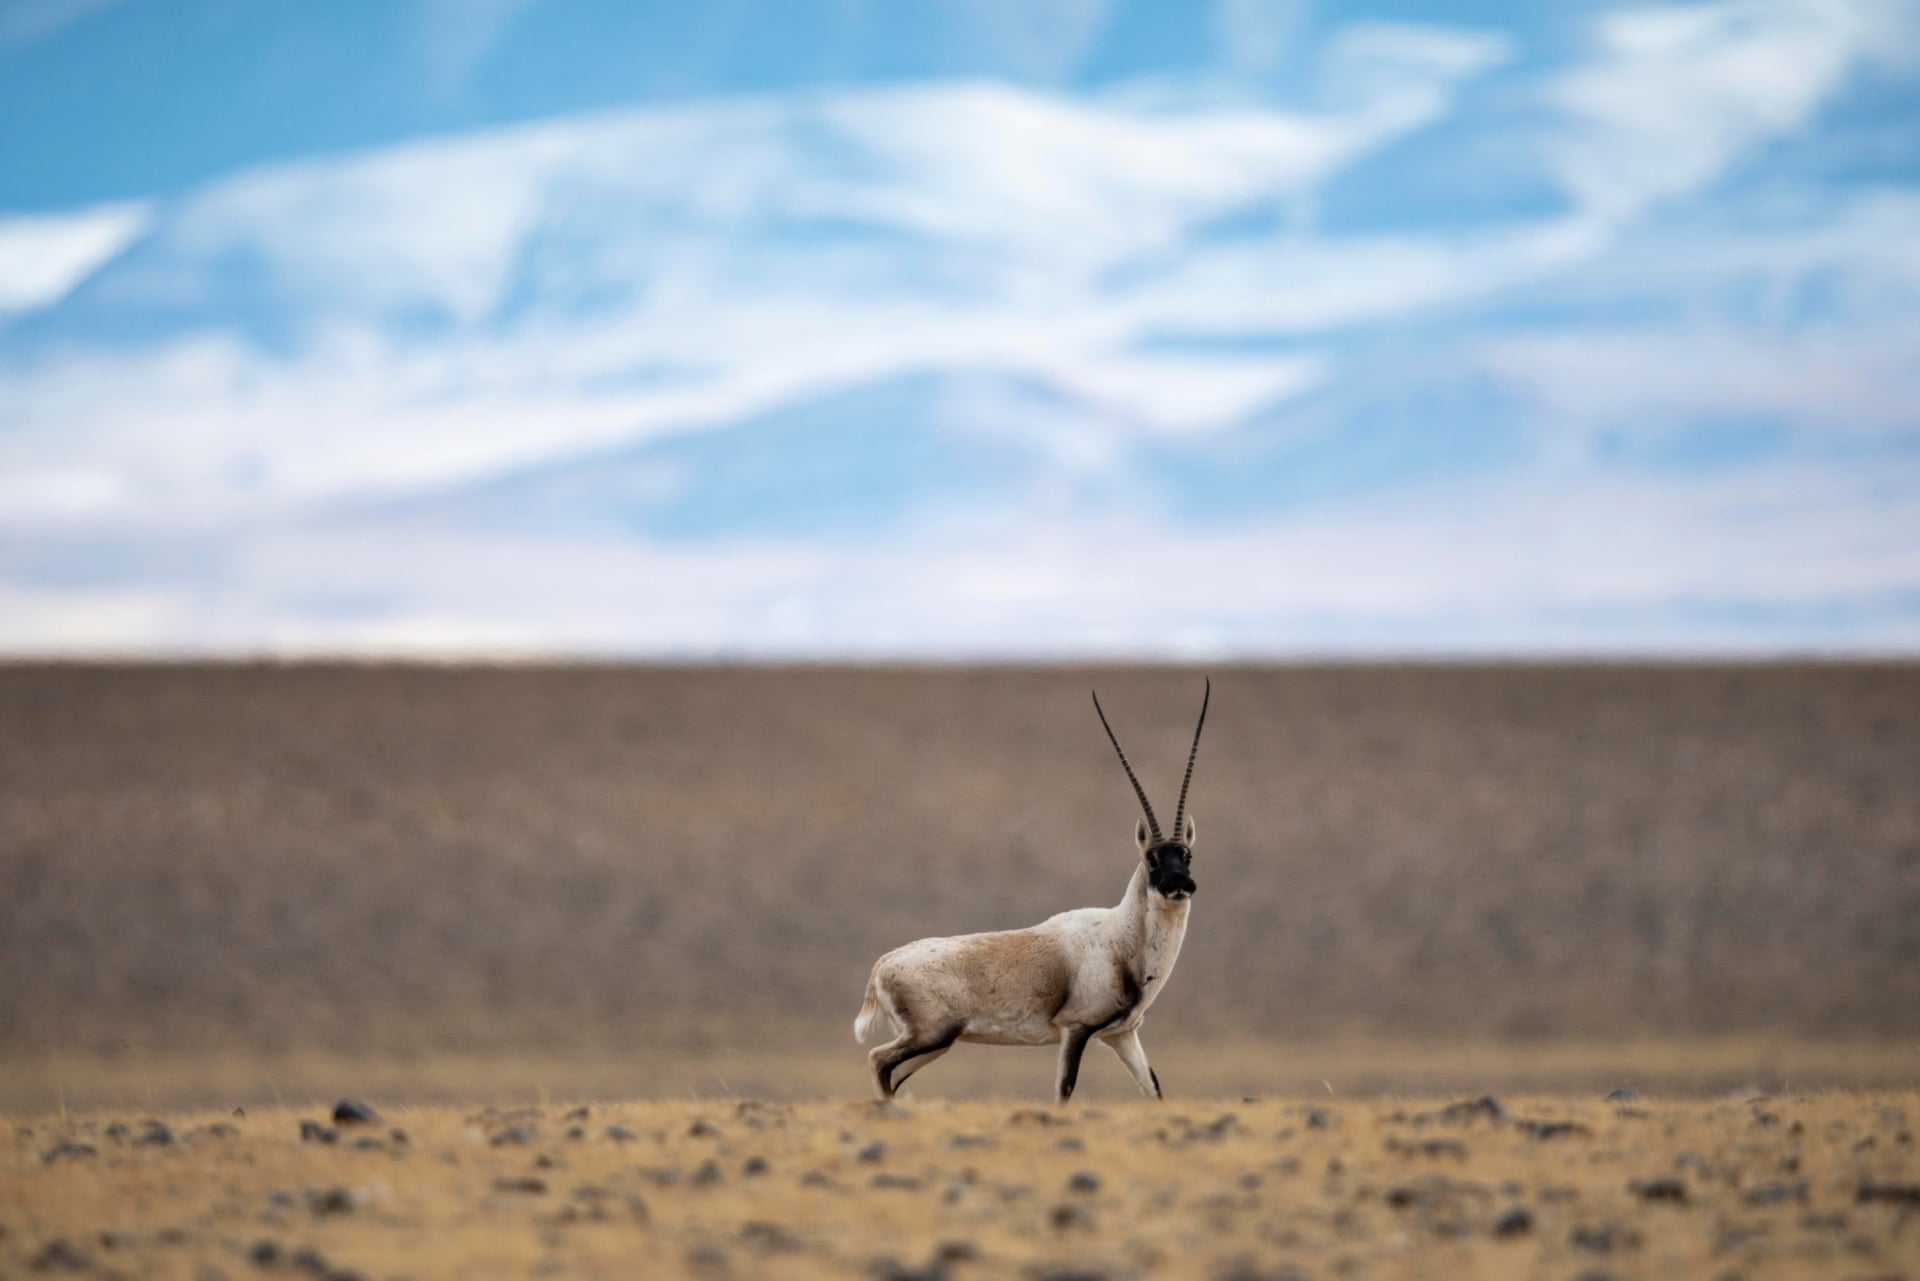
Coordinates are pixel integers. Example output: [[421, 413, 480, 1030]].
[[1092, 679, 1210, 903]]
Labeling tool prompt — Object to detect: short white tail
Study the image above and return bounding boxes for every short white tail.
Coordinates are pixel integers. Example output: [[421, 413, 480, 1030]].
[[853, 975, 881, 1043]]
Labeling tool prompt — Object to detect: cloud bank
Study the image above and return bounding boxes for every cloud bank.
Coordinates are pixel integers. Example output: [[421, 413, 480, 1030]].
[[0, 0, 1916, 656]]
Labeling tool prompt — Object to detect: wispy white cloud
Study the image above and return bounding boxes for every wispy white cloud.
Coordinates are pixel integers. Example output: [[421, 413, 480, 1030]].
[[0, 201, 147, 312], [1545, 0, 1907, 224]]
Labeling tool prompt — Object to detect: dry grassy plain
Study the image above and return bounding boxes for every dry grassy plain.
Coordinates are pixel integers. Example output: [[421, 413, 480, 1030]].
[[5, 1092, 1918, 1281]]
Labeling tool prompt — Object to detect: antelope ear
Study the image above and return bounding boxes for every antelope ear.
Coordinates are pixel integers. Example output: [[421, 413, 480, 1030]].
[[1136, 818, 1152, 852], [1183, 814, 1196, 846]]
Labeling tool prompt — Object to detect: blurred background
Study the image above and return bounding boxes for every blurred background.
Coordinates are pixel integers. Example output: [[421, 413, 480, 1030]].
[[1, 0, 1917, 1106]]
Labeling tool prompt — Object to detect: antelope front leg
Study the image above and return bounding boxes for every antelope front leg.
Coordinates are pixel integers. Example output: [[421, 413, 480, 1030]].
[[1101, 1027, 1162, 1099], [1054, 1027, 1094, 1104]]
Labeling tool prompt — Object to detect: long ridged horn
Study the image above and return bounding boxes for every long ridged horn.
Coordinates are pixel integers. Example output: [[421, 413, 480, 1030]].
[[1170, 678, 1210, 841], [1092, 690, 1161, 842]]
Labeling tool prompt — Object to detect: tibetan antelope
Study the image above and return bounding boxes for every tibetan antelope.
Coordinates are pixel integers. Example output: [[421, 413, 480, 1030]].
[[854, 681, 1210, 1103]]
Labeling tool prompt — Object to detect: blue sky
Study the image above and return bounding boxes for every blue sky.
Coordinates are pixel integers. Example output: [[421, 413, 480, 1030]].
[[1, 0, 1917, 656]]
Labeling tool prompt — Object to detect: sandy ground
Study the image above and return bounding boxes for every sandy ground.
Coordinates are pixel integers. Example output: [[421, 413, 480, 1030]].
[[4, 1091, 1917, 1281]]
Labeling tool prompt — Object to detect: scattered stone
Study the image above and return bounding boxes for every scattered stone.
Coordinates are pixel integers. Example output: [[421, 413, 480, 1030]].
[[1436, 1096, 1507, 1124], [388, 1129, 409, 1146], [1520, 1119, 1591, 1140], [1743, 1180, 1809, 1205], [1050, 1202, 1095, 1230], [30, 1239, 92, 1272], [494, 1176, 548, 1194], [738, 1221, 802, 1254], [743, 1156, 770, 1177], [289, 1247, 330, 1275], [1629, 1177, 1690, 1204], [948, 1134, 993, 1149], [691, 1160, 723, 1186], [103, 1122, 130, 1144], [304, 1187, 356, 1216], [604, 1125, 637, 1143], [1067, 1170, 1101, 1193], [688, 1119, 721, 1138], [1305, 1106, 1337, 1129], [331, 1099, 379, 1126], [1856, 1180, 1920, 1206], [298, 1120, 337, 1145], [565, 1126, 586, 1141], [42, 1141, 97, 1164], [232, 1107, 246, 1118], [248, 1241, 282, 1268], [490, 1126, 536, 1147], [1387, 1136, 1468, 1160], [1057, 1136, 1086, 1151], [857, 1140, 888, 1163], [871, 1174, 922, 1191], [1493, 1206, 1533, 1238], [97, 1231, 140, 1250], [134, 1122, 176, 1147], [686, 1244, 728, 1271], [1571, 1225, 1640, 1254], [562, 1105, 590, 1121], [349, 1137, 384, 1151], [1605, 1089, 1641, 1103]]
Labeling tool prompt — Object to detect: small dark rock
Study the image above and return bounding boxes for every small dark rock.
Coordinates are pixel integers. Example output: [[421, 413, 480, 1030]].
[[97, 1231, 140, 1251], [604, 1124, 637, 1143], [1629, 1177, 1689, 1204], [688, 1119, 721, 1138], [738, 1221, 802, 1254], [1571, 1225, 1639, 1254], [871, 1173, 921, 1190], [331, 1099, 379, 1126], [1050, 1202, 1095, 1230], [247, 1240, 281, 1268], [565, 1125, 586, 1141], [1056, 1136, 1085, 1151], [562, 1105, 590, 1121], [691, 1160, 723, 1186], [1438, 1095, 1506, 1124], [491, 1125, 535, 1147], [1493, 1206, 1532, 1237], [686, 1244, 728, 1270], [134, 1122, 175, 1147], [1605, 1089, 1641, 1103], [1305, 1106, 1337, 1129], [743, 1156, 771, 1177], [349, 1137, 384, 1151], [1744, 1180, 1808, 1205], [42, 1141, 97, 1164], [298, 1120, 337, 1145], [103, 1122, 130, 1144], [857, 1140, 888, 1163], [1856, 1179, 1920, 1205], [1520, 1119, 1591, 1140], [388, 1128, 408, 1145], [948, 1134, 993, 1149], [30, 1239, 92, 1272], [494, 1176, 547, 1194], [289, 1247, 329, 1275], [304, 1186, 356, 1216], [1067, 1170, 1101, 1193]]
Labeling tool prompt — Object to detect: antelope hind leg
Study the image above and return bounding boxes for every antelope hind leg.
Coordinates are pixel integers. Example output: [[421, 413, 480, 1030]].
[[1100, 1027, 1162, 1099]]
